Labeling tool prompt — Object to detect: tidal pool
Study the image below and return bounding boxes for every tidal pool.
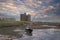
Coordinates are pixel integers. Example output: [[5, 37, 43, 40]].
[[14, 29, 60, 40]]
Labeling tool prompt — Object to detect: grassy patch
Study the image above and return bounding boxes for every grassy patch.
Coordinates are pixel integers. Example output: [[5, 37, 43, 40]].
[[0, 26, 24, 38], [0, 27, 17, 35]]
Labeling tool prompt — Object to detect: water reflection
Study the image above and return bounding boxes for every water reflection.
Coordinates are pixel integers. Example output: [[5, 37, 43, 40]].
[[25, 32, 32, 36], [33, 29, 60, 40], [19, 29, 60, 40]]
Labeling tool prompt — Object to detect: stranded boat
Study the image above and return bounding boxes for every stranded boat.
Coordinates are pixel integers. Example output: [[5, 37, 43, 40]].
[[25, 27, 33, 36]]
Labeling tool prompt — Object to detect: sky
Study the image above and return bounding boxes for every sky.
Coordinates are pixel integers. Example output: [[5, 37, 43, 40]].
[[0, 0, 60, 22]]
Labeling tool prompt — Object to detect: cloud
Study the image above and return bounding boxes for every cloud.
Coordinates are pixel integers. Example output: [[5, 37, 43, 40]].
[[0, 0, 60, 22], [0, 0, 7, 2], [27, 10, 37, 16], [18, 5, 27, 11], [40, 6, 55, 13], [0, 3, 19, 14]]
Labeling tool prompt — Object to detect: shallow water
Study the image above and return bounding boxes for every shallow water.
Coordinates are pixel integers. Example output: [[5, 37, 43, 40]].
[[14, 29, 60, 40]]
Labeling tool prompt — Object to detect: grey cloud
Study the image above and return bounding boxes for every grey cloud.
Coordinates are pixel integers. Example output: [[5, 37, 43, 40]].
[[0, 0, 60, 22], [0, 0, 8, 2]]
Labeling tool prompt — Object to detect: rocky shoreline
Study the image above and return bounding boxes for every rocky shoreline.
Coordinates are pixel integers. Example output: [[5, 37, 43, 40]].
[[0, 34, 16, 40]]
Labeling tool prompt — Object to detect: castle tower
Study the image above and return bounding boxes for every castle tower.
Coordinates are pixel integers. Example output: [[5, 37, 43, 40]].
[[20, 13, 31, 21]]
